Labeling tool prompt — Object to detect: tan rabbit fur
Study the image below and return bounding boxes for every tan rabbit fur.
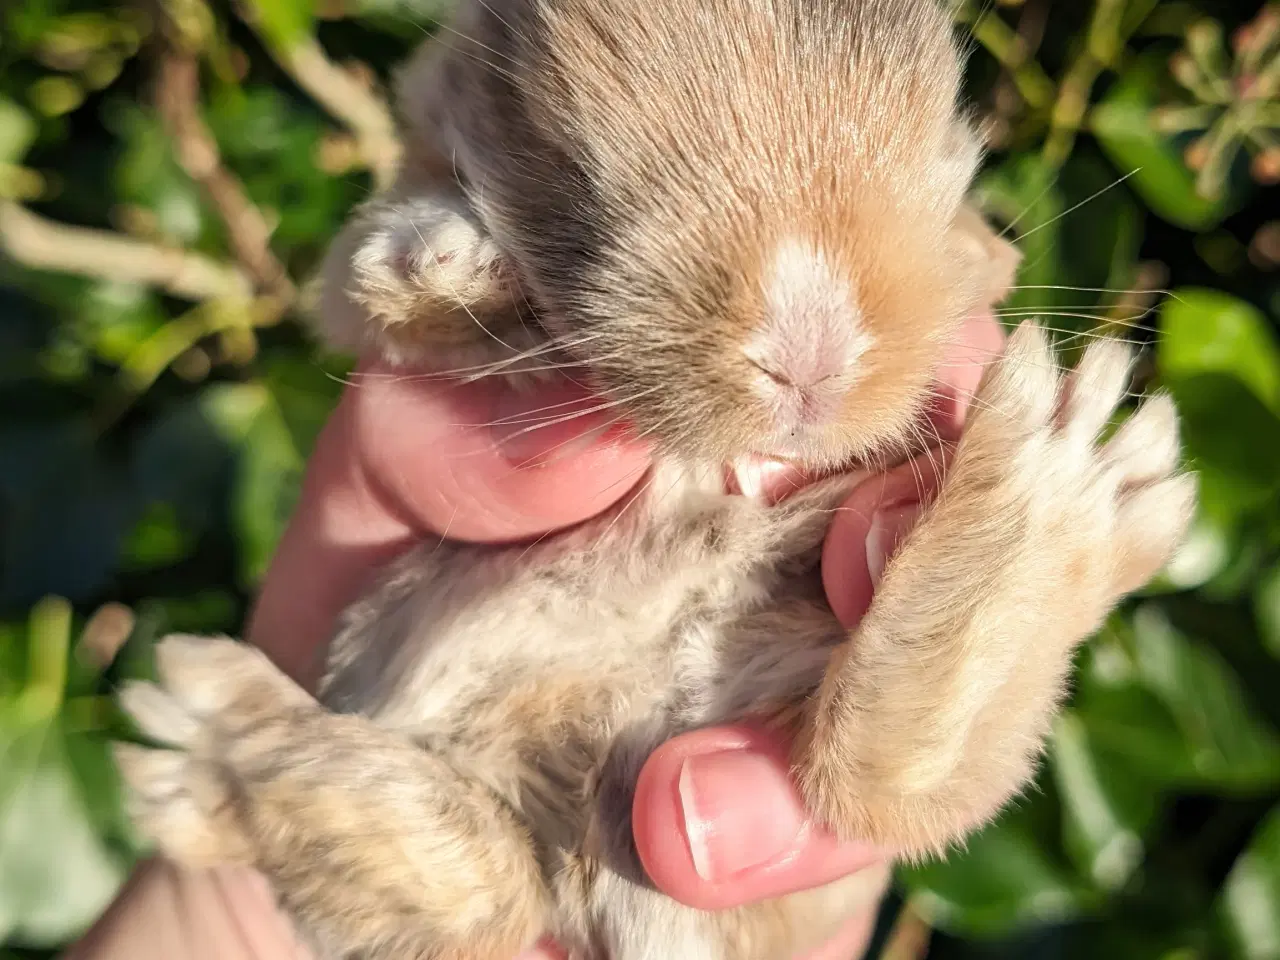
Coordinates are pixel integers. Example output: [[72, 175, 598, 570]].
[[113, 1, 1196, 958]]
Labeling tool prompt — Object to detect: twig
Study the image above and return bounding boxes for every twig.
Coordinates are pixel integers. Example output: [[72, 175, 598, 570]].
[[153, 50, 296, 302], [0, 200, 252, 301], [77, 602, 137, 672], [92, 292, 289, 432], [879, 898, 933, 960], [118, 294, 288, 393], [983, 0, 1053, 147], [1014, 0, 1051, 61], [1102, 260, 1169, 332], [964, 6, 1056, 110], [270, 37, 402, 191], [1042, 0, 1134, 169]]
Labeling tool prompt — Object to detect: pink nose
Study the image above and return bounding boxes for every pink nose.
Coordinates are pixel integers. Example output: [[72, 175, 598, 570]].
[[747, 356, 845, 426], [748, 238, 872, 437], [744, 330, 865, 430]]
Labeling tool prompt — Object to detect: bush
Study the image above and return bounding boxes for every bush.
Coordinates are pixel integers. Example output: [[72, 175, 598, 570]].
[[1, 1, 1278, 957]]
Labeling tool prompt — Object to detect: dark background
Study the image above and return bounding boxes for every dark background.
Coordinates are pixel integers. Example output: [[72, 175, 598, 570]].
[[2, 1, 1279, 957]]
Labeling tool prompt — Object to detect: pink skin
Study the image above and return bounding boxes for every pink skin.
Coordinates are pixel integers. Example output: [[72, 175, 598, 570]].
[[72, 314, 1004, 960]]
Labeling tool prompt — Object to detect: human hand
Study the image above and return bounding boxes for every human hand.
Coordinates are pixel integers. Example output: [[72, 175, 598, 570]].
[[245, 312, 1004, 959], [72, 313, 1004, 960]]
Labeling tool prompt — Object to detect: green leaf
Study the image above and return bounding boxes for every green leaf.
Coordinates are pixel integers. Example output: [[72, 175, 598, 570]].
[[1195, 526, 1270, 604], [62, 729, 137, 853], [1256, 563, 1280, 662], [0, 723, 126, 946], [974, 148, 1144, 361], [1051, 712, 1158, 892], [206, 87, 295, 159], [0, 423, 135, 609], [1091, 56, 1243, 230], [1159, 290, 1280, 417], [1065, 919, 1215, 960], [1161, 373, 1280, 524], [1128, 605, 1280, 790], [1154, 292, 1280, 526], [899, 805, 1095, 938], [262, 354, 345, 456], [346, 0, 452, 37], [130, 382, 268, 548], [131, 591, 240, 640], [104, 100, 204, 245], [351, 0, 453, 18], [118, 500, 197, 572], [1075, 610, 1280, 791], [132, 381, 306, 590], [1218, 804, 1280, 960], [0, 624, 24, 704], [233, 394, 305, 586], [242, 0, 314, 50], [79, 282, 167, 367], [0, 96, 36, 166], [1048, 148, 1145, 316], [204, 85, 361, 253], [1074, 660, 1201, 784]]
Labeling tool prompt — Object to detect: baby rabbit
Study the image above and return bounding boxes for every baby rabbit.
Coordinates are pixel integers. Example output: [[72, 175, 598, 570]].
[[114, 0, 1196, 957]]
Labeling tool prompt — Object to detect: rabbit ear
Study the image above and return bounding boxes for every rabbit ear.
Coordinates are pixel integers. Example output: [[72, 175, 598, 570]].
[[952, 202, 1023, 308], [938, 116, 1022, 309]]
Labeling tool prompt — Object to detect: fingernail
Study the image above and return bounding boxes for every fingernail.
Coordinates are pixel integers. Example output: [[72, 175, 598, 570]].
[[678, 749, 805, 883], [493, 385, 609, 466], [865, 501, 923, 587]]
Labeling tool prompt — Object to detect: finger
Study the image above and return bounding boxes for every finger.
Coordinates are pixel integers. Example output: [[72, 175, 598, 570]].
[[821, 451, 950, 629], [64, 861, 310, 960], [634, 449, 960, 910], [632, 726, 887, 912], [247, 359, 650, 687], [350, 362, 651, 542], [820, 312, 1005, 623], [927, 310, 1005, 440]]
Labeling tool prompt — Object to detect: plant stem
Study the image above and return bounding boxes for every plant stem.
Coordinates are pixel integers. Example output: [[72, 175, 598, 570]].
[[270, 38, 402, 191], [0, 201, 252, 301], [1151, 104, 1219, 133], [880, 899, 933, 960], [16, 597, 72, 726], [967, 9, 1056, 111], [1193, 114, 1241, 200], [1043, 0, 1135, 169], [61, 696, 117, 734]]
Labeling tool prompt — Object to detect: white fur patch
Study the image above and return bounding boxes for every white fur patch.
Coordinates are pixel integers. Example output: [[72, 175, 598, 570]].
[[750, 239, 872, 387]]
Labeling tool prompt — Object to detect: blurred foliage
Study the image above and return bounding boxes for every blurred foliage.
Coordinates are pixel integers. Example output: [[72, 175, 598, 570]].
[[1, 0, 1279, 958]]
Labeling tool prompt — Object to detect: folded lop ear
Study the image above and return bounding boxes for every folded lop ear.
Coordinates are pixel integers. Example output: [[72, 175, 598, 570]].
[[952, 202, 1022, 308]]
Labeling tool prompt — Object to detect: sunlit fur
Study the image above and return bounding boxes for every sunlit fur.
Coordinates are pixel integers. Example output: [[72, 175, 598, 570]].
[[116, 2, 1195, 958], [331, 0, 992, 469]]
